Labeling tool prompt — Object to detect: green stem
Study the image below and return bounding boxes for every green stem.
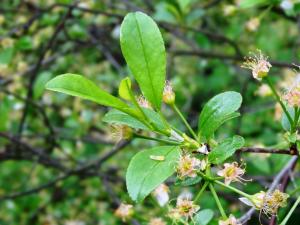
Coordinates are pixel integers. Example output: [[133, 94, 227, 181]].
[[133, 133, 180, 145], [194, 182, 209, 203], [171, 104, 198, 140], [280, 195, 300, 225], [294, 107, 300, 129], [265, 77, 294, 130], [214, 180, 251, 198], [209, 183, 227, 219]]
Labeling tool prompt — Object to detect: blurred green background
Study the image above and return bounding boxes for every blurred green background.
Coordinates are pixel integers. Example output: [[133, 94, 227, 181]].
[[0, 0, 300, 224]]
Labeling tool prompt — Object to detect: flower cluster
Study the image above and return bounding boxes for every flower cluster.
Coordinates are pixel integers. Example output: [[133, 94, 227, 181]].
[[262, 189, 289, 217]]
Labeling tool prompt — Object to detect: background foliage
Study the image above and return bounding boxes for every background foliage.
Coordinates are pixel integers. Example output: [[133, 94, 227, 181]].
[[0, 0, 300, 224]]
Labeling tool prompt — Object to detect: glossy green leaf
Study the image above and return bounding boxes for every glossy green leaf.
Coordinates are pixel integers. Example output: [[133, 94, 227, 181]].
[[143, 108, 169, 131], [198, 91, 242, 140], [126, 146, 180, 202], [45, 74, 133, 113], [118, 77, 132, 101], [103, 109, 149, 130], [194, 209, 214, 225], [120, 12, 166, 110], [208, 136, 245, 164]]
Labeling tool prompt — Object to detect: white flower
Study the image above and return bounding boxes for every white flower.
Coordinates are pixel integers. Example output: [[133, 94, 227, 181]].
[[114, 203, 134, 222], [177, 154, 201, 179], [152, 183, 170, 206], [241, 50, 272, 81], [172, 198, 200, 218], [219, 215, 241, 225], [217, 162, 246, 185]]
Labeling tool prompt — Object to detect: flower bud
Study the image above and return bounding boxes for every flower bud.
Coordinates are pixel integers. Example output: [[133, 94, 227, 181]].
[[163, 81, 175, 105]]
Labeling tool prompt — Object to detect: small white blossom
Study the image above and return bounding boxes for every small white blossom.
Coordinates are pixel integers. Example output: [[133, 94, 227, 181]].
[[219, 215, 241, 225], [217, 162, 246, 185], [241, 50, 272, 81], [152, 183, 170, 206], [114, 203, 134, 222]]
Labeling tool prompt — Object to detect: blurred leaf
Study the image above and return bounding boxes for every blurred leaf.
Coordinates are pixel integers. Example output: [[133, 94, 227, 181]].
[[208, 136, 245, 164], [33, 71, 52, 99], [15, 36, 33, 50], [118, 77, 132, 101], [281, 106, 294, 131], [0, 47, 14, 65], [198, 91, 242, 140], [239, 0, 271, 8], [120, 12, 166, 110], [126, 146, 180, 202], [194, 209, 214, 225], [103, 109, 149, 130]]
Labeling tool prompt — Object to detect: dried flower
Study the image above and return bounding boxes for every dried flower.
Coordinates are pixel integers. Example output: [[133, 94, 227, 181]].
[[219, 215, 241, 225], [262, 189, 289, 217], [246, 17, 260, 32], [173, 198, 200, 219], [149, 217, 167, 225], [137, 95, 152, 108], [163, 81, 175, 104], [114, 203, 134, 222], [241, 50, 272, 81], [177, 154, 201, 179], [217, 162, 246, 185], [197, 144, 209, 155], [111, 125, 132, 142], [152, 183, 170, 206], [239, 191, 266, 209], [283, 85, 300, 107]]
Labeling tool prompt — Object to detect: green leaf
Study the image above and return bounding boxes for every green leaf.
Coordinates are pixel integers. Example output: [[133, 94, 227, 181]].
[[175, 176, 202, 187], [239, 0, 270, 8], [143, 108, 169, 131], [120, 12, 166, 110], [118, 77, 132, 101], [281, 106, 295, 131], [126, 146, 180, 202], [103, 109, 149, 130], [208, 136, 245, 164], [194, 209, 214, 225], [34, 72, 52, 99], [198, 91, 242, 140], [0, 47, 14, 65], [45, 74, 135, 114]]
